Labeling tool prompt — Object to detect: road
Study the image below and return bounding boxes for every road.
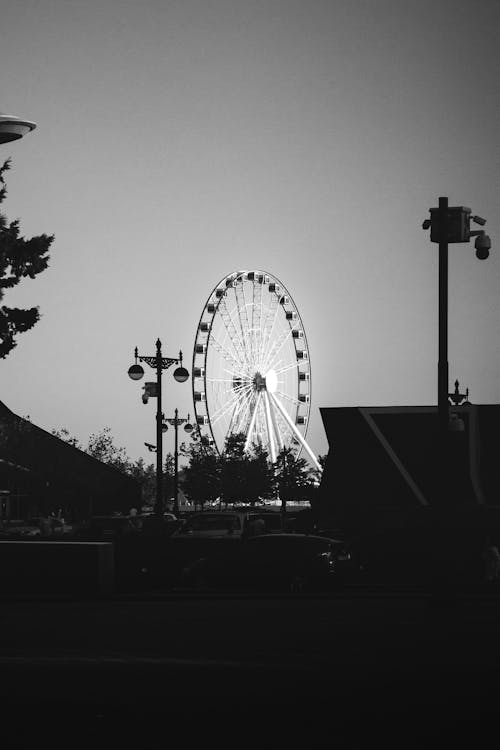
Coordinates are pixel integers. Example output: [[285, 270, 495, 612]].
[[1, 587, 500, 747]]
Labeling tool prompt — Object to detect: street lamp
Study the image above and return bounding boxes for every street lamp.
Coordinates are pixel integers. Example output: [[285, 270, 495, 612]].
[[0, 113, 36, 144], [162, 409, 193, 515], [422, 198, 493, 436], [128, 339, 189, 516]]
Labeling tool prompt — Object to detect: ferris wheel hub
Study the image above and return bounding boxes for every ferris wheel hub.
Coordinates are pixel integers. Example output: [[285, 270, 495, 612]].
[[253, 372, 266, 391], [265, 369, 278, 393]]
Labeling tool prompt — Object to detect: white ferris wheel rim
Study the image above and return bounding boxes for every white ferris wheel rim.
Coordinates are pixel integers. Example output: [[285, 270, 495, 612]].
[[192, 270, 319, 469]]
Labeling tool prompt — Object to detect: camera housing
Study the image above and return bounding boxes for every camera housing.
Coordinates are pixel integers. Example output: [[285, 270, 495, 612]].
[[475, 232, 491, 260]]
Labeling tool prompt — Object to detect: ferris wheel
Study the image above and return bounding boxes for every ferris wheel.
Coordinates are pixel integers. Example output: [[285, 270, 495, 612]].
[[192, 270, 321, 470]]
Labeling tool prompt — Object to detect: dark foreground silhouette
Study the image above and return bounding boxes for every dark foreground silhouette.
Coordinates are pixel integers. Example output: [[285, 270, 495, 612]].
[[1, 590, 499, 749]]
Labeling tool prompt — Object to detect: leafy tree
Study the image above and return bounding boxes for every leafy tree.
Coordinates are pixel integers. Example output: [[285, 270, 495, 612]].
[[181, 432, 220, 510], [274, 446, 316, 511], [51, 427, 82, 450], [128, 457, 156, 510], [306, 452, 328, 512], [53, 424, 159, 509], [162, 452, 175, 507], [220, 433, 274, 506], [0, 159, 54, 358], [246, 442, 275, 505], [86, 426, 131, 473]]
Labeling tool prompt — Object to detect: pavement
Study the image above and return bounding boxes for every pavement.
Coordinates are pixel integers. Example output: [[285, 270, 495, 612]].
[[1, 587, 500, 747]]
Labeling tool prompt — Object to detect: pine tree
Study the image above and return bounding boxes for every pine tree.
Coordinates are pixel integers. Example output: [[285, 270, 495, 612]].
[[0, 159, 54, 357]]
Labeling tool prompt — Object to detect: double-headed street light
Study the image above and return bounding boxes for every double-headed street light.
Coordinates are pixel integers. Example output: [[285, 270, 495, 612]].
[[162, 409, 193, 515], [422, 197, 493, 436], [128, 339, 189, 516]]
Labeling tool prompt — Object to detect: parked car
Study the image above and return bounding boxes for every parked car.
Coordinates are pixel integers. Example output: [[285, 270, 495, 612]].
[[135, 512, 181, 536], [172, 510, 284, 540], [73, 515, 139, 541], [0, 519, 41, 538], [179, 532, 337, 593]]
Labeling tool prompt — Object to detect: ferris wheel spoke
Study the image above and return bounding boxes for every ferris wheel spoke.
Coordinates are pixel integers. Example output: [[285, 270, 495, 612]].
[[250, 280, 264, 363], [226, 400, 241, 436], [218, 297, 249, 368], [244, 392, 261, 452], [227, 382, 253, 435], [221, 368, 253, 382], [209, 335, 245, 372], [263, 392, 278, 463], [255, 281, 265, 365], [276, 389, 301, 407], [259, 295, 281, 370], [234, 390, 254, 435], [234, 284, 253, 364], [208, 385, 252, 420], [232, 385, 255, 405], [274, 361, 300, 376], [231, 392, 255, 438], [209, 391, 244, 426], [256, 395, 268, 450], [206, 376, 241, 384], [269, 393, 321, 471], [268, 395, 284, 451], [210, 378, 254, 423], [263, 326, 296, 373]]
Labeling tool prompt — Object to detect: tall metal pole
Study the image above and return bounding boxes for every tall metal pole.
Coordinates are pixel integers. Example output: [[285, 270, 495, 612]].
[[156, 339, 163, 517], [438, 197, 449, 436], [173, 407, 179, 517]]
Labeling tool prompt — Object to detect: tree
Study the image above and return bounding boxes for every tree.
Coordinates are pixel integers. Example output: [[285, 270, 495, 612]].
[[246, 442, 275, 505], [53, 423, 158, 509], [181, 433, 220, 510], [51, 427, 82, 450], [274, 446, 316, 512], [86, 426, 131, 473], [0, 159, 54, 358], [219, 433, 274, 506], [128, 457, 157, 510], [306, 452, 328, 513], [162, 452, 175, 507]]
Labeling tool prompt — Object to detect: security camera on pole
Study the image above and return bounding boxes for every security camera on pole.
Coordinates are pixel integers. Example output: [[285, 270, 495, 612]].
[[422, 199, 493, 436], [128, 340, 189, 517]]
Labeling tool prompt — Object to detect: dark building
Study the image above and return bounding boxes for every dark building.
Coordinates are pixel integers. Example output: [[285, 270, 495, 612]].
[[318, 404, 500, 580], [0, 401, 140, 521]]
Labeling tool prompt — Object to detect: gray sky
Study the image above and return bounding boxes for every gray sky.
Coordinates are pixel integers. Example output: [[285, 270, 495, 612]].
[[1, 0, 499, 468]]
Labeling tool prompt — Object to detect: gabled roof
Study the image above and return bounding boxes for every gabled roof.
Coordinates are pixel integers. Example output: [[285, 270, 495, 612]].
[[0, 400, 139, 499], [319, 404, 500, 528]]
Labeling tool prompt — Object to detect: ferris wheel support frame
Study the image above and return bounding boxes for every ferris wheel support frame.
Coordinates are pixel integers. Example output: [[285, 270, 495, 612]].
[[263, 391, 278, 463], [244, 392, 261, 453], [269, 392, 322, 471]]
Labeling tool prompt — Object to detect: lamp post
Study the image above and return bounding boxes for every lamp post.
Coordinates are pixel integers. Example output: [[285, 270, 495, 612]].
[[162, 409, 193, 515], [128, 339, 189, 516], [0, 113, 36, 144], [422, 198, 492, 437]]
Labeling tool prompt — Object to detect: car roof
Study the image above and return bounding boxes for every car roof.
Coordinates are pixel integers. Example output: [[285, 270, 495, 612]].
[[249, 533, 332, 542]]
